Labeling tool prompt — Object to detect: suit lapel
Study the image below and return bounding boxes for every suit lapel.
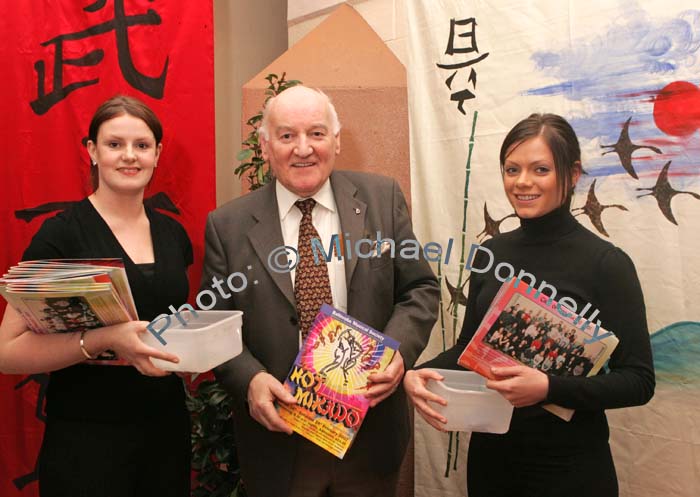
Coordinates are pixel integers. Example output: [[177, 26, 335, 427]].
[[331, 172, 366, 287], [247, 182, 296, 308]]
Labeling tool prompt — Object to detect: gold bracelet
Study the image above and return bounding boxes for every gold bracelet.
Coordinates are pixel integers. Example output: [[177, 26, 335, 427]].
[[80, 330, 95, 360]]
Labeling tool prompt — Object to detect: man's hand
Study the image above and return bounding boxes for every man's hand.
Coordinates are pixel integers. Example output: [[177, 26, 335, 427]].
[[247, 371, 296, 434], [486, 365, 549, 407], [365, 350, 405, 408]]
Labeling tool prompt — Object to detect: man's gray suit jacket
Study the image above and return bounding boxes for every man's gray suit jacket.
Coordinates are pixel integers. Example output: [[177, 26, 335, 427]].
[[201, 170, 439, 497]]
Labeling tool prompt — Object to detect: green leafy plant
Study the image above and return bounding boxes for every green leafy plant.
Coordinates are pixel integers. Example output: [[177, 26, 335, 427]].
[[186, 377, 244, 497], [235, 72, 302, 190]]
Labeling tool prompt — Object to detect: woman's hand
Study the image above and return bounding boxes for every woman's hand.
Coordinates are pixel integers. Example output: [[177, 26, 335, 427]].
[[403, 369, 448, 432], [100, 321, 180, 377], [486, 365, 549, 407]]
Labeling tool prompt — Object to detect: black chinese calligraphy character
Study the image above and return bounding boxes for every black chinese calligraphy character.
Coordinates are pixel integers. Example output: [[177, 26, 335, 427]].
[[445, 17, 479, 55], [15, 192, 180, 223], [31, 0, 169, 115], [437, 18, 490, 114]]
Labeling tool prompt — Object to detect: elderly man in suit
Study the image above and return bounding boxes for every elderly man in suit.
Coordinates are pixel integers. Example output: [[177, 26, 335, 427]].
[[201, 85, 439, 497]]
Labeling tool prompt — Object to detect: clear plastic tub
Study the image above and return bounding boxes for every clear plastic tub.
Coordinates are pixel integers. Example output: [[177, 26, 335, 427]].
[[425, 368, 513, 433], [140, 310, 243, 373]]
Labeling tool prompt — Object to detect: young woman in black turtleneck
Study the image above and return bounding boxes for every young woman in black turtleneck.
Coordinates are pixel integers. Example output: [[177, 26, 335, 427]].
[[404, 113, 655, 497]]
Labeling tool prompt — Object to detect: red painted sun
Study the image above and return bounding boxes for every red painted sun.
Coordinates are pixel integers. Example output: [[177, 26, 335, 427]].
[[653, 81, 700, 136]]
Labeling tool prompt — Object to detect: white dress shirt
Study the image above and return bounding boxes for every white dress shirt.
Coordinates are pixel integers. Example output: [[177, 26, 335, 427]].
[[275, 179, 348, 318]]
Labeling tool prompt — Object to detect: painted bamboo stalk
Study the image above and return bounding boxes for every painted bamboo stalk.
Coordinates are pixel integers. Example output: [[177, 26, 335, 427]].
[[444, 109, 479, 478]]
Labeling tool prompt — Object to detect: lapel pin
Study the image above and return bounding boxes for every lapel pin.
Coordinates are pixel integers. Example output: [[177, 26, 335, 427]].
[[354, 208, 361, 214]]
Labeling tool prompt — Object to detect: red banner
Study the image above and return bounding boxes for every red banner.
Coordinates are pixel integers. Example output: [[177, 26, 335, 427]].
[[0, 1, 215, 495]]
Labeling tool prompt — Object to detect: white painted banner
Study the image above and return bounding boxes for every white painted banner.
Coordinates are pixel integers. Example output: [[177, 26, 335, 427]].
[[404, 1, 700, 496]]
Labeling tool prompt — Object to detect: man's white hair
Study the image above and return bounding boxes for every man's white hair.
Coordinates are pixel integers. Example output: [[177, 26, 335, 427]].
[[257, 86, 341, 141]]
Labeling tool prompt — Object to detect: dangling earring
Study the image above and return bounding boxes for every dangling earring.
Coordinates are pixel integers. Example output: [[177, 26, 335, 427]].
[[91, 160, 97, 166]]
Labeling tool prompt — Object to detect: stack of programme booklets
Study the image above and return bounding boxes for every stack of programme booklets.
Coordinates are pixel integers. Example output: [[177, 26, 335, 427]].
[[0, 259, 137, 364]]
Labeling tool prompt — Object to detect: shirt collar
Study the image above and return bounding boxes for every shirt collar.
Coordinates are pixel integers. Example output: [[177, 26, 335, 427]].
[[276, 178, 336, 221]]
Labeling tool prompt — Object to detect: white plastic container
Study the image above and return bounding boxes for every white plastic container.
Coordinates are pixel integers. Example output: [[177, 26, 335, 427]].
[[140, 310, 243, 373], [425, 368, 513, 433]]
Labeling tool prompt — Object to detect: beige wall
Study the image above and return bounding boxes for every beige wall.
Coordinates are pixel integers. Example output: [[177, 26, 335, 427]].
[[242, 3, 410, 204], [214, 0, 405, 206], [214, 0, 289, 206], [288, 0, 407, 66]]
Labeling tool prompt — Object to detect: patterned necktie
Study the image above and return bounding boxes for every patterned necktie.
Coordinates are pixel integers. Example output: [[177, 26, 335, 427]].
[[294, 198, 333, 340]]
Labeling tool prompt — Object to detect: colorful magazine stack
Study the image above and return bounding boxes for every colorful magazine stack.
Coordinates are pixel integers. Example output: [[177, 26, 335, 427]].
[[458, 278, 619, 421], [277, 304, 400, 459], [0, 259, 138, 364]]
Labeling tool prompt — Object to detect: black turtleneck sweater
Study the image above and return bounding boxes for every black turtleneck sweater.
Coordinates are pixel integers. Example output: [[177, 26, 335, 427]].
[[422, 204, 655, 445]]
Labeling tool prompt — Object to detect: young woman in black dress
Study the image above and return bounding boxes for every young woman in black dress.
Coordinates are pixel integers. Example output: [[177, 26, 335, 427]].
[[404, 113, 655, 497], [0, 95, 193, 497]]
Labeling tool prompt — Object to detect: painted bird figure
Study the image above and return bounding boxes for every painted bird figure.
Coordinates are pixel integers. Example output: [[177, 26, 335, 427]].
[[477, 202, 517, 241], [445, 276, 469, 312], [601, 117, 662, 179], [572, 179, 628, 237], [636, 160, 700, 225]]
